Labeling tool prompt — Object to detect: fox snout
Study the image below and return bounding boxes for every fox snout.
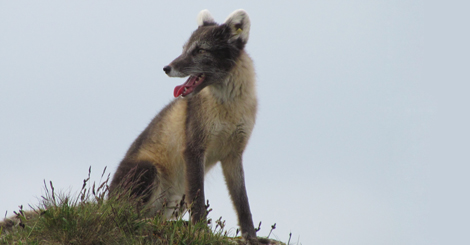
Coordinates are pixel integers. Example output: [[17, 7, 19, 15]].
[[162, 64, 184, 78], [163, 65, 171, 74]]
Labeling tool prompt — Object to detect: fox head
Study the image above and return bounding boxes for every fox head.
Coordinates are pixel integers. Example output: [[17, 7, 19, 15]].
[[163, 9, 251, 98]]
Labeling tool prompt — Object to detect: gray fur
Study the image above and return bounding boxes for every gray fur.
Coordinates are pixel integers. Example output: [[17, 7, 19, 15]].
[[110, 9, 258, 244]]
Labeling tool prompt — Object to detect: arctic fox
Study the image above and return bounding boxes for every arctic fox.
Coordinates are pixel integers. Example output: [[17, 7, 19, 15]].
[[109, 9, 258, 242]]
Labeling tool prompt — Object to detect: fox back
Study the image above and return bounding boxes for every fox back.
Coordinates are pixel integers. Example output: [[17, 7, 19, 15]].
[[109, 9, 258, 243]]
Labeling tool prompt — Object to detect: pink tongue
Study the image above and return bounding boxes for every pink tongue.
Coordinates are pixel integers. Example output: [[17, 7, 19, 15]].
[[173, 76, 197, 97], [174, 85, 185, 97]]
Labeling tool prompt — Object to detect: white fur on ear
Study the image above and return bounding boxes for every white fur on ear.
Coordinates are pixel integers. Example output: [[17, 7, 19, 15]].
[[224, 9, 251, 43], [197, 9, 215, 26]]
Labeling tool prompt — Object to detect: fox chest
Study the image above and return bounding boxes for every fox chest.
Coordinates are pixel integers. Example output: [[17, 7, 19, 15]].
[[203, 107, 255, 163]]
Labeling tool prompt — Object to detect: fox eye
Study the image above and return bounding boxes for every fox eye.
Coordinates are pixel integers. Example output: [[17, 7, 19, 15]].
[[197, 48, 206, 54]]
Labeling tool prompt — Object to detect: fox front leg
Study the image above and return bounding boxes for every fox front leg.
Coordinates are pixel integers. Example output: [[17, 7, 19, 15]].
[[183, 144, 206, 223], [221, 154, 257, 242], [183, 104, 208, 223]]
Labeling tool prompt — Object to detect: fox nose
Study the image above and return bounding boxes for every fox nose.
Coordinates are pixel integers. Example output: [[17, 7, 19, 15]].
[[163, 65, 171, 74]]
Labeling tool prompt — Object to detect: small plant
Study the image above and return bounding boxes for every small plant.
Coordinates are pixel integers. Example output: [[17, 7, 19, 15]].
[[1, 167, 286, 244]]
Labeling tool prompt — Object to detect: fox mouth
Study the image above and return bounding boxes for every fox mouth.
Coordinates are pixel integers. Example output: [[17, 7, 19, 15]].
[[173, 74, 205, 97]]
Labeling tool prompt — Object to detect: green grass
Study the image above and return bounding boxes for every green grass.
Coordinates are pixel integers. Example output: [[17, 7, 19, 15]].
[[0, 168, 285, 245]]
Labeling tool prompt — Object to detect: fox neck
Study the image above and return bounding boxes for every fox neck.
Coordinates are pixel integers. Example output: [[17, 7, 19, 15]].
[[207, 51, 256, 104]]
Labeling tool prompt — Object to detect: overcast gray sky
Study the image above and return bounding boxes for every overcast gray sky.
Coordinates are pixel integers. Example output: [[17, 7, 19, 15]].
[[1, 1, 468, 244]]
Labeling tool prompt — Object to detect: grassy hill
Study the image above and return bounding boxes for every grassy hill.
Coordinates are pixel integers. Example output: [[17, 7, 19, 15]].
[[0, 168, 286, 245]]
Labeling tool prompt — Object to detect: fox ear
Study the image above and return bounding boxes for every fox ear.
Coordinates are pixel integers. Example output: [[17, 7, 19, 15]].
[[197, 9, 216, 26], [224, 9, 250, 44]]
